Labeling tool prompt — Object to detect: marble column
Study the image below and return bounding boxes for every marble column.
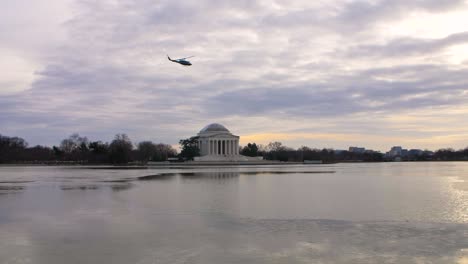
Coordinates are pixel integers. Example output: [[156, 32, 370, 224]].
[[226, 140, 229, 155]]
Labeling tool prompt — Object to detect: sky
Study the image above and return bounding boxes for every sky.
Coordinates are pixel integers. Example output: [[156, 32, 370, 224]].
[[1, 0, 468, 152]]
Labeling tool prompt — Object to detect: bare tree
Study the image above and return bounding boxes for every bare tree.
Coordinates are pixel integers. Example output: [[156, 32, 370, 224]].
[[109, 134, 133, 164]]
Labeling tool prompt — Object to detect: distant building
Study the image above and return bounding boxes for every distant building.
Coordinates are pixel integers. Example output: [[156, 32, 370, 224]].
[[388, 146, 404, 157], [349, 146, 366, 153], [408, 149, 423, 156], [401, 149, 408, 157], [385, 146, 428, 161]]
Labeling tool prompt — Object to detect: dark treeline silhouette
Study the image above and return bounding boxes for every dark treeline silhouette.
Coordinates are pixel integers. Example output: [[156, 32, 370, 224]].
[[239, 142, 381, 162], [1, 133, 467, 164], [0, 133, 176, 164], [335, 150, 384, 162], [240, 141, 467, 162], [263, 142, 347, 162], [433, 148, 468, 161]]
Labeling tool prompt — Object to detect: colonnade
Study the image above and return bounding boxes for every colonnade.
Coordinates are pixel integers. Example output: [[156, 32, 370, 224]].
[[199, 139, 239, 155]]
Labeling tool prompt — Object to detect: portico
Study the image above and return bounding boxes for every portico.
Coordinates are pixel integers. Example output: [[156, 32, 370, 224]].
[[199, 138, 239, 155]]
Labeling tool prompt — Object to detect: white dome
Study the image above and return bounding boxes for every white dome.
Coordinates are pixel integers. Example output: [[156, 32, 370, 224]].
[[199, 123, 230, 133]]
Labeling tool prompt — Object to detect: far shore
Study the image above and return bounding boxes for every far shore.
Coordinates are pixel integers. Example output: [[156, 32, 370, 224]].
[[1, 160, 467, 168]]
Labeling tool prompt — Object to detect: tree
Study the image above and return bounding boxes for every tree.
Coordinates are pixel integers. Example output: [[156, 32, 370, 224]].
[[298, 146, 321, 161], [109, 134, 133, 164], [137, 141, 157, 162], [266, 141, 286, 152], [0, 134, 28, 162], [179, 136, 199, 160], [89, 141, 108, 154], [241, 143, 259, 157], [59, 133, 89, 161], [154, 143, 177, 161], [88, 141, 109, 163], [136, 142, 177, 162], [60, 133, 88, 154], [23, 145, 55, 161], [264, 142, 292, 161]]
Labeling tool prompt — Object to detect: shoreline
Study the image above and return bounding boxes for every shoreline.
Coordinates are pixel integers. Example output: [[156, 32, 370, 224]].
[[0, 160, 467, 168]]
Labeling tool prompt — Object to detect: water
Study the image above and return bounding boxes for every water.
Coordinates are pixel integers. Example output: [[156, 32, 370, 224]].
[[0, 162, 467, 263]]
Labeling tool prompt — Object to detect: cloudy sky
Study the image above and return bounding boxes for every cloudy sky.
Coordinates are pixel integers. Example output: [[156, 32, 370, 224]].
[[1, 0, 468, 151]]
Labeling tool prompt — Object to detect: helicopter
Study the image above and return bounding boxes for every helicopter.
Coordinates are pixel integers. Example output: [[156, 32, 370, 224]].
[[167, 55, 194, 66]]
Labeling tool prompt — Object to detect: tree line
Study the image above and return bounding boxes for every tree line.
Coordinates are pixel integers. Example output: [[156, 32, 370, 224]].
[[0, 133, 176, 164], [1, 133, 467, 164], [239, 142, 383, 162]]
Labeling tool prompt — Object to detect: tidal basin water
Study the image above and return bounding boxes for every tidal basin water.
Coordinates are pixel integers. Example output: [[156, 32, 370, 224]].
[[0, 162, 467, 263]]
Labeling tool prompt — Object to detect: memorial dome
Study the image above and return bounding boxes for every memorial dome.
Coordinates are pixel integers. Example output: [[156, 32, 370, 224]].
[[199, 123, 230, 133]]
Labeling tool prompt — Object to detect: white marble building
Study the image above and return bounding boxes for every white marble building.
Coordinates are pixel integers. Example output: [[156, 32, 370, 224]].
[[194, 123, 262, 162]]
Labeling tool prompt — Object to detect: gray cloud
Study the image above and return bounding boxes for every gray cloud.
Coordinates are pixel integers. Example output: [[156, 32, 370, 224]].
[[345, 31, 468, 58], [203, 64, 468, 118], [1, 0, 468, 149], [262, 0, 466, 33]]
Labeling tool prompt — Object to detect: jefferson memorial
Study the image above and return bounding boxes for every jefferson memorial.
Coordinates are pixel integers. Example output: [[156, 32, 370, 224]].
[[194, 123, 261, 162]]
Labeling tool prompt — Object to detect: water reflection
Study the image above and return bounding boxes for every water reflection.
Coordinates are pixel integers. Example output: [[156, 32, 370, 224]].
[[110, 183, 133, 192], [240, 170, 335, 175], [137, 171, 241, 181], [59, 183, 134, 192], [138, 173, 175, 181], [0, 163, 467, 263], [180, 171, 240, 180], [0, 184, 26, 195], [60, 185, 100, 191]]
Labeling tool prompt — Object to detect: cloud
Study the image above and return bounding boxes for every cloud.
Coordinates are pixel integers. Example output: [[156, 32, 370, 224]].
[[345, 31, 468, 58], [1, 0, 468, 150]]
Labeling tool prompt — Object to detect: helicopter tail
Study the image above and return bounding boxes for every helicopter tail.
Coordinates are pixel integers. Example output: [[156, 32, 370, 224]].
[[167, 55, 172, 61]]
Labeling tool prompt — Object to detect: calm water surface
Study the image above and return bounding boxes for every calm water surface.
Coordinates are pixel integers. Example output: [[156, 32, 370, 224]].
[[0, 162, 467, 263]]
